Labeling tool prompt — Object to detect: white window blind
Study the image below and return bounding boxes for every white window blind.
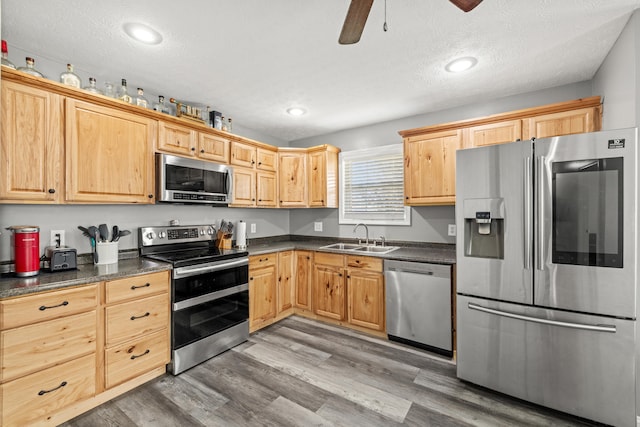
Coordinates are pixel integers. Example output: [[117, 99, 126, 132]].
[[339, 144, 410, 225]]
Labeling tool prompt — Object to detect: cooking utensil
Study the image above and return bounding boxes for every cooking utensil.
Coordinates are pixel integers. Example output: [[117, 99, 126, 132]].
[[111, 225, 119, 242], [98, 224, 109, 242], [87, 226, 99, 263], [113, 229, 130, 241]]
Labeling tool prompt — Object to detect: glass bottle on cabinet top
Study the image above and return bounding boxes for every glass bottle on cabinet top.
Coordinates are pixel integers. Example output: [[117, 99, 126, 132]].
[[60, 63, 82, 88], [104, 81, 115, 98], [153, 95, 172, 115], [17, 57, 44, 77], [1, 40, 15, 69], [221, 116, 228, 131], [227, 117, 233, 132], [83, 77, 103, 95], [117, 78, 133, 104], [134, 87, 149, 108]]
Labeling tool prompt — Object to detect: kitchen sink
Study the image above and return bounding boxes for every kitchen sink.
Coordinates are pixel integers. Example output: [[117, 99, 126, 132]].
[[320, 242, 363, 250], [319, 242, 399, 254], [352, 245, 399, 254]]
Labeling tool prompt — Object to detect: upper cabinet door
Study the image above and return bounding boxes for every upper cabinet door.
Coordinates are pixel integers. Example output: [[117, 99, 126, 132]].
[[308, 148, 339, 208], [65, 99, 156, 203], [157, 121, 197, 156], [198, 133, 230, 163], [467, 120, 522, 148], [256, 147, 277, 172], [0, 81, 63, 203], [523, 107, 599, 140], [404, 130, 461, 206], [278, 151, 308, 207], [230, 141, 256, 168]]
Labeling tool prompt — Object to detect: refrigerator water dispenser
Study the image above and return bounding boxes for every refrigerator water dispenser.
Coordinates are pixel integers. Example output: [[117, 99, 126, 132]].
[[463, 198, 504, 259]]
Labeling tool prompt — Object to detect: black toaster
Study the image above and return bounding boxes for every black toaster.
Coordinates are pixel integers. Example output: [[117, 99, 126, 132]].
[[45, 246, 77, 272]]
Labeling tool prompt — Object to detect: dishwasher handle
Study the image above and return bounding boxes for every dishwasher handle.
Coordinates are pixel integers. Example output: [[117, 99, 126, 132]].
[[384, 260, 450, 279]]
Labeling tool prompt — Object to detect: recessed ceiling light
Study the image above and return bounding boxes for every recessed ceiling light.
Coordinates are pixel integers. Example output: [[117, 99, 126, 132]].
[[123, 23, 163, 45], [445, 56, 478, 73], [286, 107, 306, 117]]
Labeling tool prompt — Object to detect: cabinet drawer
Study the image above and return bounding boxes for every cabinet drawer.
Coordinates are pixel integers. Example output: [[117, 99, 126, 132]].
[[105, 328, 169, 389], [346, 255, 383, 272], [0, 284, 98, 330], [249, 253, 277, 268], [105, 293, 169, 346], [105, 271, 170, 304], [1, 310, 97, 382], [314, 252, 344, 268], [2, 353, 95, 427]]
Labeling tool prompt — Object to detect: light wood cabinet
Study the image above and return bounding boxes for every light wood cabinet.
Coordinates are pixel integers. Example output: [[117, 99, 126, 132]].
[[308, 145, 339, 208], [256, 147, 278, 171], [65, 99, 156, 203], [294, 250, 313, 311], [231, 167, 256, 207], [466, 119, 522, 148], [403, 130, 461, 206], [230, 140, 256, 168], [257, 171, 278, 207], [278, 150, 308, 207], [277, 251, 294, 314], [0, 284, 99, 426], [103, 271, 170, 389], [523, 107, 599, 140], [346, 255, 384, 332], [249, 254, 277, 331], [313, 253, 346, 321], [157, 121, 230, 163], [0, 80, 63, 203]]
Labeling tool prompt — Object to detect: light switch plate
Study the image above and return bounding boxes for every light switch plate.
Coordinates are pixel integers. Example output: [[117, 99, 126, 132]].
[[448, 224, 456, 237], [250, 223, 257, 233], [314, 221, 323, 232]]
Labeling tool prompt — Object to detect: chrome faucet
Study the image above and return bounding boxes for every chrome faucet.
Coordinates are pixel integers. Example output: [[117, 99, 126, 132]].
[[353, 223, 369, 245]]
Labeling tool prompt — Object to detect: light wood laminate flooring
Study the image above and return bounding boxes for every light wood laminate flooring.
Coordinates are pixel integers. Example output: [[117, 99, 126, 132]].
[[63, 316, 598, 426]]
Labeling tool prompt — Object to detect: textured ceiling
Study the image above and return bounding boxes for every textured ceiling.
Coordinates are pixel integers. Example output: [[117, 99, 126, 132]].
[[2, 0, 640, 142]]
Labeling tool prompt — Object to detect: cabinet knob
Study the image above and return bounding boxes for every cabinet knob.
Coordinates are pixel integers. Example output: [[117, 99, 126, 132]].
[[258, 199, 262, 202], [252, 198, 256, 201], [250, 277, 254, 280], [258, 162, 262, 165], [252, 160, 255, 164], [148, 194, 154, 199], [200, 149, 205, 153], [191, 147, 196, 151], [405, 196, 409, 200], [48, 188, 56, 194]]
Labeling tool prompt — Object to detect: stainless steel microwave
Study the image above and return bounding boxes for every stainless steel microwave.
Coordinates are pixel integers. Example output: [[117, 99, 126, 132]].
[[156, 153, 233, 205]]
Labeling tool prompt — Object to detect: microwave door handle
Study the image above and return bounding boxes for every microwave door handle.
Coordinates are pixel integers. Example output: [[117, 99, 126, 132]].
[[226, 169, 233, 200]]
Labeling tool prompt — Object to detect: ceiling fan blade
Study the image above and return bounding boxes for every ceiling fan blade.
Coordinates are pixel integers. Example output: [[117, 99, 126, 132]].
[[449, 0, 483, 12], [339, 0, 374, 45]]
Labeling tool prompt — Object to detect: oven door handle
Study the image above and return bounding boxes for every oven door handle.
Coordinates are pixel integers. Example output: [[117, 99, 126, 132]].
[[173, 258, 248, 279], [173, 283, 248, 311]]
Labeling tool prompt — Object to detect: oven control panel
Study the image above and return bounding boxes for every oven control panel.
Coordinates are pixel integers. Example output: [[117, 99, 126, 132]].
[[139, 225, 216, 247]]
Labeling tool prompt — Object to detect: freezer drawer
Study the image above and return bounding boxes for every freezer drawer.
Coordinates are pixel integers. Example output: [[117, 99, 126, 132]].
[[385, 260, 452, 354], [456, 295, 636, 427]]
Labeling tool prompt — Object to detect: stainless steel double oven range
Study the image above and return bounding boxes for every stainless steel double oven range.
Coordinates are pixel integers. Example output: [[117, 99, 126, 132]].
[[139, 225, 249, 375]]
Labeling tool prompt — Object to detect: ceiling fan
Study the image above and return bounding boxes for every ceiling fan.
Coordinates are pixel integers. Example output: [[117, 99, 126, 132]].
[[339, 0, 483, 44]]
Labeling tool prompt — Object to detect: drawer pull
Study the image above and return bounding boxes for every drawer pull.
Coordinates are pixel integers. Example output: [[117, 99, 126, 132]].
[[131, 283, 151, 290], [39, 301, 69, 311], [130, 312, 150, 321], [130, 349, 150, 360], [38, 381, 67, 396]]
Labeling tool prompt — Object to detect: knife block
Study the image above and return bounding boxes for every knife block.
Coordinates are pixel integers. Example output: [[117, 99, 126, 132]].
[[216, 230, 232, 249]]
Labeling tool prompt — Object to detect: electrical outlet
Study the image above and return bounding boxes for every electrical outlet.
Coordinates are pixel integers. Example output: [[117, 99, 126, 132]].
[[50, 229, 66, 247], [314, 221, 323, 232], [250, 223, 257, 234], [447, 224, 456, 237]]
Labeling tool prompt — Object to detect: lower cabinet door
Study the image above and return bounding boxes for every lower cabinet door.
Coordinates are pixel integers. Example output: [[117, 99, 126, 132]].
[[105, 328, 169, 389], [1, 353, 96, 427]]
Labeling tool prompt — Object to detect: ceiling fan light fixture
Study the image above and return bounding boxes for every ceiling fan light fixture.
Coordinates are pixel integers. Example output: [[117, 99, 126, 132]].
[[123, 23, 163, 45], [445, 56, 478, 73], [286, 107, 307, 117]]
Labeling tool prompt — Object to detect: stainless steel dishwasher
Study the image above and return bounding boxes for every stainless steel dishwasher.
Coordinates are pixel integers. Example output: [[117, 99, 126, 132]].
[[384, 260, 452, 356]]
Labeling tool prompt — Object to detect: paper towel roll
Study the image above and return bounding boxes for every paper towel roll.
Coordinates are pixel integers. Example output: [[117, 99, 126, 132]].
[[236, 221, 247, 249]]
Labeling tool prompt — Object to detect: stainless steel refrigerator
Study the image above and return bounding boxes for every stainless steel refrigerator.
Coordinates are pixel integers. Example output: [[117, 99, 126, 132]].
[[455, 128, 638, 427]]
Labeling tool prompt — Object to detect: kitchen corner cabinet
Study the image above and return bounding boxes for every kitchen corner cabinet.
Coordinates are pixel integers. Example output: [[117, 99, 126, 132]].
[[65, 99, 156, 203], [0, 80, 64, 203], [403, 130, 461, 206], [277, 251, 294, 315], [278, 150, 308, 207], [249, 253, 277, 331], [308, 145, 339, 208], [157, 120, 230, 163], [294, 250, 313, 311], [346, 256, 384, 332]]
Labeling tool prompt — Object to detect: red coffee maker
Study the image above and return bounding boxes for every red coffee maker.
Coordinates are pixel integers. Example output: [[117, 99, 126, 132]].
[[6, 226, 40, 277]]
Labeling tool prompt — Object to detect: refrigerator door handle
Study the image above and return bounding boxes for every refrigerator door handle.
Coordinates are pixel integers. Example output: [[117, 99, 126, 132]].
[[535, 156, 545, 271], [524, 157, 532, 270], [468, 302, 617, 333]]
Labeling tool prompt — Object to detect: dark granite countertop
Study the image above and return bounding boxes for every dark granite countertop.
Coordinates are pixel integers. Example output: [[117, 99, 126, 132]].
[[247, 236, 456, 265], [0, 257, 171, 299]]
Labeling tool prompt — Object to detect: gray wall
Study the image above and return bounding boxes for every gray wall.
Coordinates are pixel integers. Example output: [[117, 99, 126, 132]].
[[592, 12, 639, 129], [0, 204, 288, 262], [288, 81, 593, 244]]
